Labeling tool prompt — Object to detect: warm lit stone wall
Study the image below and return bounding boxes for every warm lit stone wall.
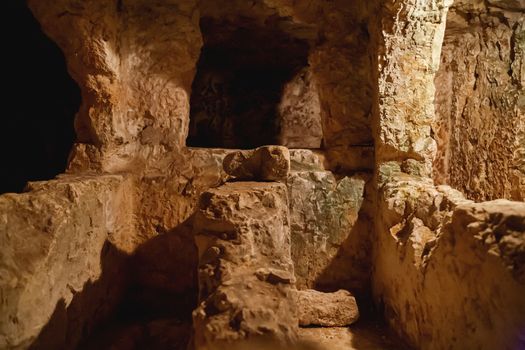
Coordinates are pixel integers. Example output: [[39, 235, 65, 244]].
[[374, 0, 452, 176], [27, 0, 379, 173], [434, 1, 525, 201], [371, 1, 525, 349], [1, 0, 523, 349], [373, 170, 525, 349], [0, 175, 134, 349]]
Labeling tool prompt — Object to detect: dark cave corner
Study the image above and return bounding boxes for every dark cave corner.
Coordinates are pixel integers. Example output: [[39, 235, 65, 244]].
[[2, 1, 80, 194]]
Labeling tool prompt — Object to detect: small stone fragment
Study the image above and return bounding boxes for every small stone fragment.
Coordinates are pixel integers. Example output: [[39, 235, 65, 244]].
[[223, 146, 290, 181], [255, 268, 295, 285], [296, 289, 359, 327]]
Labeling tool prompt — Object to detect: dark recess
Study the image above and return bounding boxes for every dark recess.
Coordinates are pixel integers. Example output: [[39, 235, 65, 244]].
[[187, 17, 309, 149], [1, 1, 80, 194]]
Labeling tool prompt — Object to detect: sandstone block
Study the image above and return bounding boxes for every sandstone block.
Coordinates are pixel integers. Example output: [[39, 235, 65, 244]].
[[192, 182, 298, 350], [223, 146, 290, 181], [296, 289, 359, 327], [289, 149, 326, 171]]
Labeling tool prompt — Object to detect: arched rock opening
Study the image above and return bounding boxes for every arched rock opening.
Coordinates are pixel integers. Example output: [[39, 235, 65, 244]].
[[187, 17, 320, 149]]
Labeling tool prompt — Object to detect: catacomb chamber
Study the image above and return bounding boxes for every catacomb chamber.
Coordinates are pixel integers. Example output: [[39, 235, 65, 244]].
[[1, 1, 524, 350]]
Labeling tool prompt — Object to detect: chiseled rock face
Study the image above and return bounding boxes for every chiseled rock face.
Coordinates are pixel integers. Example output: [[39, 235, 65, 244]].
[[374, 173, 525, 350], [223, 146, 290, 181], [375, 0, 453, 174], [287, 171, 369, 290], [192, 182, 298, 350], [278, 68, 322, 149], [296, 289, 359, 327], [0, 175, 134, 350], [289, 149, 327, 172], [433, 2, 525, 201], [453, 200, 525, 283], [25, 0, 380, 173]]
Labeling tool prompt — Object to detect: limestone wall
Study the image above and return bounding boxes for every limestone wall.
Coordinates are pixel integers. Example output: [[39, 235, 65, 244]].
[[374, 0, 452, 175], [434, 0, 525, 201], [371, 1, 525, 348], [0, 175, 134, 349], [373, 171, 525, 349], [2, 0, 523, 349]]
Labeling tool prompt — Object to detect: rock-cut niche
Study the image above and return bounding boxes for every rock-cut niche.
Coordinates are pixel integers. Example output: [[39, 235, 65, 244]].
[[187, 17, 322, 149]]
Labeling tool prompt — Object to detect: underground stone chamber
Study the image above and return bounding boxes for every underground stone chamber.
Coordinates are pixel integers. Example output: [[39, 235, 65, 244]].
[[1, 1, 524, 350]]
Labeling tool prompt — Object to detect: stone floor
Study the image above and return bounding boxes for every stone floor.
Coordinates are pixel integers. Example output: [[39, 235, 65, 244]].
[[82, 320, 408, 350], [298, 324, 409, 350]]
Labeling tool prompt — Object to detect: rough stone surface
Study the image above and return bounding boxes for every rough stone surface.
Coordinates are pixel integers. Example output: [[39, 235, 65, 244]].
[[0, 175, 133, 350], [296, 289, 359, 327], [434, 2, 525, 201], [223, 146, 290, 181], [373, 173, 525, 350], [278, 67, 322, 149], [289, 149, 327, 172], [1, 1, 523, 349], [287, 171, 370, 290], [375, 0, 453, 174], [24, 0, 379, 172], [192, 182, 298, 350]]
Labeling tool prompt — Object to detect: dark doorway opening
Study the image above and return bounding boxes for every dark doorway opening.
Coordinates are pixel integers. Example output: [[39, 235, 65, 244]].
[[2, 1, 80, 194], [187, 17, 310, 149]]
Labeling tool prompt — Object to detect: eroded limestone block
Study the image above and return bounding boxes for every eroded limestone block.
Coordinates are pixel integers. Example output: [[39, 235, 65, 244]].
[[223, 146, 290, 181], [192, 182, 298, 350], [0, 175, 134, 350], [374, 174, 525, 350], [296, 289, 359, 327], [452, 200, 525, 282], [289, 149, 326, 172], [286, 171, 368, 289]]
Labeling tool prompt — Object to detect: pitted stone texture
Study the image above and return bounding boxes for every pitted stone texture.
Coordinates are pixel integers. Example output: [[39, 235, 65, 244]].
[[223, 146, 290, 181], [287, 172, 369, 290], [374, 173, 525, 350], [192, 182, 298, 350], [0, 175, 133, 350], [27, 0, 381, 173], [453, 200, 525, 283], [297, 289, 359, 327], [278, 68, 322, 149], [433, 2, 525, 201], [289, 149, 327, 172], [376, 0, 453, 172]]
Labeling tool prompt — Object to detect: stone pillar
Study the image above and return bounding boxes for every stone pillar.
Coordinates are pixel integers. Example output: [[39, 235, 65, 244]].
[[192, 182, 298, 350], [375, 0, 453, 178]]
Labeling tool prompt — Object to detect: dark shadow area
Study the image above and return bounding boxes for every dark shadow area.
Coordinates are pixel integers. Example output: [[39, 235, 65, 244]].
[[29, 241, 130, 350], [306, 193, 413, 349], [313, 211, 373, 296], [28, 218, 198, 350], [78, 218, 197, 350], [2, 0, 80, 194], [187, 17, 310, 149]]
